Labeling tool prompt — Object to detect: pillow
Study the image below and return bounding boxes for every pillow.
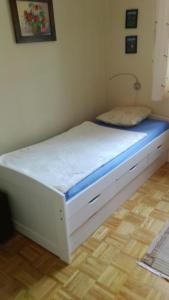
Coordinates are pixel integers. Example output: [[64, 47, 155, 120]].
[[96, 106, 151, 127]]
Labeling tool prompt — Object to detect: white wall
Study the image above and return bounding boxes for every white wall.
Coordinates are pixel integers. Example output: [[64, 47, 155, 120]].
[[107, 0, 169, 116], [2, 0, 168, 155], [0, 0, 109, 154]]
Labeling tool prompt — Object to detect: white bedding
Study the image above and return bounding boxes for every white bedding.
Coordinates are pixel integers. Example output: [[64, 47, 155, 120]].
[[0, 122, 147, 194]]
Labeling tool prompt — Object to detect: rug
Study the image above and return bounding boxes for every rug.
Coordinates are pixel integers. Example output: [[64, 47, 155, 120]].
[[138, 222, 169, 280]]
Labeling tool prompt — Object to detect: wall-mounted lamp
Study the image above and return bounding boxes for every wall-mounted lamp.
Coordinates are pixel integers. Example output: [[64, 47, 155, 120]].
[[109, 73, 141, 91]]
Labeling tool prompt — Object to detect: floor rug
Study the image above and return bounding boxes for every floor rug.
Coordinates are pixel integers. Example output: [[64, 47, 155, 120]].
[[138, 222, 169, 280]]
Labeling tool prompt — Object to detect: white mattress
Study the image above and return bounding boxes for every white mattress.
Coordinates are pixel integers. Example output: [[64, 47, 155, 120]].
[[0, 122, 147, 194]]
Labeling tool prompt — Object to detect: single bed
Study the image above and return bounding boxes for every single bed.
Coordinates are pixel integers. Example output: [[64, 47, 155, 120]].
[[0, 118, 169, 263]]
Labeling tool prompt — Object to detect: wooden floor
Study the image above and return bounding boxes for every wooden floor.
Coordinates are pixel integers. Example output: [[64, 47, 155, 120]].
[[1, 164, 169, 300]]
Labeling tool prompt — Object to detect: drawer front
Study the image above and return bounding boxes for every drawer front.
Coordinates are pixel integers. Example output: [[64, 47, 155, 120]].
[[69, 187, 127, 252], [148, 130, 169, 154], [68, 157, 148, 235], [115, 156, 148, 193], [148, 144, 168, 165], [67, 151, 147, 219], [67, 171, 116, 218], [69, 156, 152, 253], [67, 181, 118, 235]]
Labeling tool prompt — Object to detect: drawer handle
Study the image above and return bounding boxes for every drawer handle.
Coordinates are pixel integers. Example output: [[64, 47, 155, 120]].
[[129, 164, 137, 171], [88, 194, 101, 204], [116, 164, 138, 181], [157, 144, 162, 150]]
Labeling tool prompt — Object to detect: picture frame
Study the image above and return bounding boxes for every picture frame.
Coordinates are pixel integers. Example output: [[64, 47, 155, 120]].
[[125, 36, 137, 54], [9, 0, 56, 43], [125, 9, 138, 29]]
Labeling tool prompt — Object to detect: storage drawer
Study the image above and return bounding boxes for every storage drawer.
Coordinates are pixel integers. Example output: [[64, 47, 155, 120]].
[[67, 154, 147, 220], [67, 171, 116, 219], [147, 130, 169, 154], [69, 152, 167, 253], [69, 209, 103, 252], [68, 157, 148, 235], [67, 181, 118, 235], [115, 156, 148, 194], [148, 143, 168, 165], [69, 189, 124, 252]]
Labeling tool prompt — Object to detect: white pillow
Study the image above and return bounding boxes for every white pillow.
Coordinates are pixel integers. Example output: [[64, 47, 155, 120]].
[[96, 106, 151, 127]]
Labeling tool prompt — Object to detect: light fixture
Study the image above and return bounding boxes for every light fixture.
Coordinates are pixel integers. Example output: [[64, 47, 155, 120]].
[[109, 73, 141, 90]]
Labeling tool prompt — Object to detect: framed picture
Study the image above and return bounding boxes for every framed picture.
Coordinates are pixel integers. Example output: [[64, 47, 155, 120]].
[[125, 9, 138, 28], [125, 36, 137, 54], [9, 0, 56, 43]]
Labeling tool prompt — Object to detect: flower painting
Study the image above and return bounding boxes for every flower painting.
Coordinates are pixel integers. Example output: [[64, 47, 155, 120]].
[[9, 0, 56, 43], [19, 2, 50, 36]]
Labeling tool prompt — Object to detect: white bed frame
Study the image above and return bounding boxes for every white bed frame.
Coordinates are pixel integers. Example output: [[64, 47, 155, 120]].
[[0, 129, 169, 263]]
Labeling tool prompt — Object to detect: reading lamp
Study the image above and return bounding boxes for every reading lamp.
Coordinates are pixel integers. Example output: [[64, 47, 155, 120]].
[[109, 73, 141, 90]]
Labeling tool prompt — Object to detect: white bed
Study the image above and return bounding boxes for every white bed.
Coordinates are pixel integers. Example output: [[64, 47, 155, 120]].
[[0, 119, 169, 263]]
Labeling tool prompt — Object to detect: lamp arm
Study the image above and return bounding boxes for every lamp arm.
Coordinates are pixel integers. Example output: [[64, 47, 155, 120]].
[[109, 73, 141, 90]]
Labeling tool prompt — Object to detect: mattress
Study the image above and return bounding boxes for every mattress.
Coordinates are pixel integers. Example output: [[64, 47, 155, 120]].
[[66, 118, 169, 200], [0, 122, 146, 196]]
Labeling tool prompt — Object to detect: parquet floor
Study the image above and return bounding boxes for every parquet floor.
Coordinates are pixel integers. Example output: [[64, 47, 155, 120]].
[[1, 164, 169, 299]]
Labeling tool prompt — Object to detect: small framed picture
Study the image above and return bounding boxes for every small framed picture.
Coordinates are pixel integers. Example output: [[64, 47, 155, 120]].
[[126, 9, 138, 29], [9, 0, 56, 43], [125, 36, 137, 54]]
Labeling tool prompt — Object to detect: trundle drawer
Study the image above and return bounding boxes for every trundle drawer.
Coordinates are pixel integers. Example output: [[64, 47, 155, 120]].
[[115, 156, 148, 193], [69, 150, 168, 253], [148, 130, 169, 155], [67, 157, 148, 235], [148, 142, 168, 165], [67, 152, 147, 220], [67, 181, 119, 235], [69, 190, 123, 252], [67, 171, 117, 219]]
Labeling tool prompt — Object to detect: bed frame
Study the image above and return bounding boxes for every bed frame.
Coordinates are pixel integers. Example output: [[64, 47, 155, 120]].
[[0, 129, 169, 263]]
